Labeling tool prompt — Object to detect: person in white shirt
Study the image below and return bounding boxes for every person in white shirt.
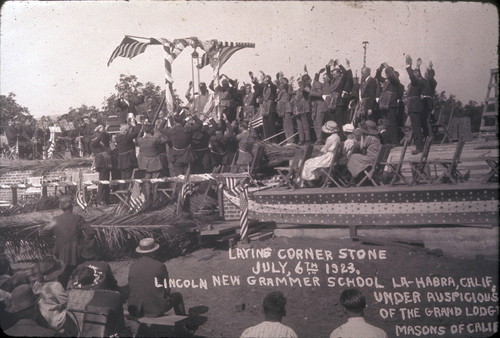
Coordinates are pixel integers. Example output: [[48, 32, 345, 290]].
[[240, 291, 298, 338], [330, 288, 388, 338]]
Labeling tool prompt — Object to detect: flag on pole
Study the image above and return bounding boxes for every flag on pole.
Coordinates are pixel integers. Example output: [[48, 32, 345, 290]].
[[47, 132, 55, 159], [13, 138, 19, 158], [198, 41, 255, 71], [107, 36, 161, 67], [239, 185, 249, 241], [129, 181, 145, 213], [178, 181, 193, 208], [75, 185, 88, 210]]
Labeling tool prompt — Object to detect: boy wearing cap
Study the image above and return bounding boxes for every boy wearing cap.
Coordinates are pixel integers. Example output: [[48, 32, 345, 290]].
[[127, 238, 185, 318]]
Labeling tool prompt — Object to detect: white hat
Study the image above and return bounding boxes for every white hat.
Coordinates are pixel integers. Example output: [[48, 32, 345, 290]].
[[136, 238, 160, 254], [321, 121, 338, 134], [343, 123, 355, 133]]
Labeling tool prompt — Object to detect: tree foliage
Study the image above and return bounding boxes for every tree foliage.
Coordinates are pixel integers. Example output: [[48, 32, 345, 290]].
[[0, 93, 31, 132], [434, 91, 484, 132]]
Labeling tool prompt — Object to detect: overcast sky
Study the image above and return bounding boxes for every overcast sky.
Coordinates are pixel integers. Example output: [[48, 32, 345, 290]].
[[1, 1, 498, 117]]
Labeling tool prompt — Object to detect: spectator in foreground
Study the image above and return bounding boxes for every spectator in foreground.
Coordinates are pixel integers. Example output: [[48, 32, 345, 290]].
[[330, 288, 387, 338], [127, 238, 185, 318], [240, 291, 297, 338], [4, 285, 55, 337]]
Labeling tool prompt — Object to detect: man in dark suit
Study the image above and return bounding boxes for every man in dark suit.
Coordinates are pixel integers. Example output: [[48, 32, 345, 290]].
[[356, 67, 378, 124], [90, 126, 112, 205], [137, 123, 168, 200], [310, 68, 332, 144], [115, 90, 145, 125], [127, 238, 185, 318], [114, 123, 142, 182], [405, 55, 427, 154], [375, 62, 402, 145], [165, 115, 201, 176]]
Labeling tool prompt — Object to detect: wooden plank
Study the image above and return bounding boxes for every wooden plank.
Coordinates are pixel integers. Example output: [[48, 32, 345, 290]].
[[248, 231, 274, 241], [201, 222, 240, 236]]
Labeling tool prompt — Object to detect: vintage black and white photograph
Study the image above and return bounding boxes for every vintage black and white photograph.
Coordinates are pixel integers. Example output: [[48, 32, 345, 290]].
[[0, 1, 498, 337]]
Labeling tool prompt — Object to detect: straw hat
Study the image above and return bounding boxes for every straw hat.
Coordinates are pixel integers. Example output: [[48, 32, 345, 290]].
[[359, 120, 379, 135], [321, 121, 338, 134], [342, 123, 355, 133], [136, 238, 160, 254], [9, 284, 40, 313]]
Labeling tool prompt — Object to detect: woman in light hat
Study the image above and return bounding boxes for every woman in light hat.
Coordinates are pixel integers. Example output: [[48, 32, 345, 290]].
[[301, 121, 341, 184], [338, 123, 358, 165], [346, 120, 382, 185]]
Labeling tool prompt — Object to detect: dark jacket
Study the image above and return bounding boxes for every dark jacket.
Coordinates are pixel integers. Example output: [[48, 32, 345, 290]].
[[405, 66, 424, 113], [137, 134, 167, 172], [376, 66, 401, 110], [359, 76, 378, 112], [114, 125, 141, 170], [128, 256, 171, 318], [115, 95, 145, 123], [90, 132, 112, 170], [4, 318, 55, 337]]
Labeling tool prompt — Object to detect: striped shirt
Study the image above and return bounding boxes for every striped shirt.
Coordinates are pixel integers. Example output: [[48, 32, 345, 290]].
[[240, 321, 298, 338]]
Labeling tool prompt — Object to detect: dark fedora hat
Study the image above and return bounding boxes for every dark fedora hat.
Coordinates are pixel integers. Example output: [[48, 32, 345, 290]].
[[359, 120, 379, 136], [9, 284, 40, 313]]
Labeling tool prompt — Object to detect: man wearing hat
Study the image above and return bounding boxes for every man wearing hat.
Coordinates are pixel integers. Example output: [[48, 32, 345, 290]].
[[346, 120, 382, 185], [4, 285, 55, 336], [127, 238, 185, 318], [301, 121, 341, 184]]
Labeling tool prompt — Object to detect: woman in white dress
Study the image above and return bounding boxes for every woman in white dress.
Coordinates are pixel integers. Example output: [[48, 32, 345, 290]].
[[301, 121, 340, 182]]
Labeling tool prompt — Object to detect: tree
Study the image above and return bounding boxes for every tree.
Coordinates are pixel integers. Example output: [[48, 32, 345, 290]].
[[0, 92, 31, 133], [102, 74, 165, 121]]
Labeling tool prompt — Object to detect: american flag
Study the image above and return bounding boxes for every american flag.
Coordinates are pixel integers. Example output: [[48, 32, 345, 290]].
[[75, 185, 88, 211], [178, 181, 194, 208], [107, 36, 161, 67], [198, 41, 255, 71], [78, 138, 83, 158], [129, 181, 145, 213], [47, 132, 56, 159], [224, 177, 250, 241]]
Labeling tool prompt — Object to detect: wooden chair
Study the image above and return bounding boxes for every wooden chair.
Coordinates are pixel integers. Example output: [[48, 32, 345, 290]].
[[429, 138, 469, 184], [292, 144, 314, 189], [481, 156, 499, 183], [111, 169, 143, 211], [381, 138, 409, 186], [276, 151, 303, 189], [23, 176, 43, 201], [81, 172, 100, 207], [320, 143, 346, 188], [356, 144, 393, 187], [409, 136, 434, 185]]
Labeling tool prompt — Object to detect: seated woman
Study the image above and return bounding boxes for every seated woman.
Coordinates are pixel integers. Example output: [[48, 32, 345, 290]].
[[338, 123, 359, 166], [346, 120, 382, 186], [301, 121, 341, 185], [31, 256, 76, 335]]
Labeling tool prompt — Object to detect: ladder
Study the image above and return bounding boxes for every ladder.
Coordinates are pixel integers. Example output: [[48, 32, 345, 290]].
[[479, 68, 498, 139]]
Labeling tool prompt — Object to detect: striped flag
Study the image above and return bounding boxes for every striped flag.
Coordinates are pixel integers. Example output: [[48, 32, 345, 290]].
[[198, 41, 255, 71], [107, 36, 161, 67], [129, 181, 145, 213], [178, 181, 193, 208], [13, 138, 19, 158], [75, 185, 88, 210], [47, 131, 56, 159], [239, 185, 249, 241]]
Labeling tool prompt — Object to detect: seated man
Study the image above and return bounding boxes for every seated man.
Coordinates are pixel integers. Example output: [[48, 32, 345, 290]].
[[240, 291, 297, 338], [330, 289, 387, 338], [127, 238, 185, 318], [4, 284, 56, 337]]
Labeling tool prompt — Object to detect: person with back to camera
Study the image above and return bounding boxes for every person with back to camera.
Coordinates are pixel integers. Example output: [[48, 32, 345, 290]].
[[330, 288, 387, 338], [240, 291, 298, 338]]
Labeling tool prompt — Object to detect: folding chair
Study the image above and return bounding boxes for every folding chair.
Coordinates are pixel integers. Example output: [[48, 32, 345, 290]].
[[356, 144, 393, 187], [381, 138, 409, 186], [110, 169, 144, 211], [81, 172, 100, 207], [320, 143, 346, 188], [23, 176, 44, 201], [292, 144, 314, 189], [276, 151, 303, 189], [429, 138, 469, 184], [409, 136, 434, 185], [481, 156, 499, 183]]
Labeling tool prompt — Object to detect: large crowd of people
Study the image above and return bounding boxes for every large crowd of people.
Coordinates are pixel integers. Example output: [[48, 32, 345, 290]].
[[1, 55, 437, 200]]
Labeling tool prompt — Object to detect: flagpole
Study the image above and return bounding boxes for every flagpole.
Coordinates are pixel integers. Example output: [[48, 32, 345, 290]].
[[191, 50, 197, 106]]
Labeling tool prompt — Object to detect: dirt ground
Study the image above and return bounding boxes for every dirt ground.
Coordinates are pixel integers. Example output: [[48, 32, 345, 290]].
[[110, 236, 499, 338]]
